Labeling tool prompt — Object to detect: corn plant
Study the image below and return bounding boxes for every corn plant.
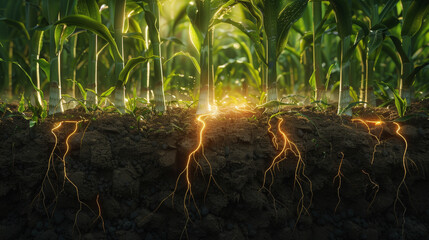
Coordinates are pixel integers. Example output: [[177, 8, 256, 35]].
[[41, 0, 78, 114], [252, 0, 308, 110], [312, 0, 323, 100], [391, 0, 429, 105], [186, 0, 218, 114], [328, 0, 353, 115], [352, 0, 399, 107], [77, 0, 101, 107], [112, 0, 127, 112], [143, 0, 166, 112]]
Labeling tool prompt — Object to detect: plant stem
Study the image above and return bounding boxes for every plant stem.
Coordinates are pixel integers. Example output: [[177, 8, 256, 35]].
[[208, 28, 215, 106], [264, 0, 278, 110], [365, 57, 376, 107], [400, 35, 413, 105], [148, 0, 166, 112], [337, 35, 352, 115], [142, 25, 150, 101], [7, 41, 13, 99], [48, 26, 64, 114], [312, 0, 324, 100], [26, 0, 43, 105], [87, 34, 98, 106], [69, 35, 77, 99], [113, 0, 126, 113], [196, 0, 211, 114], [196, 39, 210, 114], [358, 45, 366, 102]]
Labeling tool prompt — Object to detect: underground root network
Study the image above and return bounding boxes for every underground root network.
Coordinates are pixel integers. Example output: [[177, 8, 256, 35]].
[[32, 120, 105, 237]]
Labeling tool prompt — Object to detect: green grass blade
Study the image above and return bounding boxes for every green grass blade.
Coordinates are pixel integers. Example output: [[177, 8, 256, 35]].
[[55, 14, 123, 62]]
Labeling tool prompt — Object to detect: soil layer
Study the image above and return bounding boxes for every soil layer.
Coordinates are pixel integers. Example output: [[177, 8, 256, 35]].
[[1, 101, 429, 240]]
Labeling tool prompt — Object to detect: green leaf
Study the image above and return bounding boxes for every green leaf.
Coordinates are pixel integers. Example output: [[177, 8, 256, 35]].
[[119, 56, 154, 85], [339, 101, 365, 115], [143, 6, 160, 44], [100, 86, 115, 98], [368, 28, 385, 55], [269, 111, 287, 120], [389, 35, 410, 63], [60, 0, 77, 17], [77, 0, 101, 22], [325, 63, 335, 90], [237, 0, 263, 30], [37, 58, 50, 81], [212, 18, 265, 63], [29, 120, 37, 128], [380, 81, 407, 117], [381, 43, 401, 71], [77, 82, 87, 100], [55, 14, 123, 62], [189, 23, 203, 54], [277, 0, 309, 56], [349, 86, 358, 102], [0, 18, 30, 40], [379, 0, 399, 23], [18, 94, 25, 113], [309, 70, 316, 91], [42, 0, 60, 24], [123, 32, 146, 47], [0, 57, 45, 102], [328, 0, 353, 39], [401, 0, 429, 37], [161, 36, 184, 46], [165, 51, 200, 74], [405, 62, 429, 83]]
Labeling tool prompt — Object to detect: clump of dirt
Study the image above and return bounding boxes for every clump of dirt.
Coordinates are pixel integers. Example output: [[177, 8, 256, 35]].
[[0, 101, 428, 240]]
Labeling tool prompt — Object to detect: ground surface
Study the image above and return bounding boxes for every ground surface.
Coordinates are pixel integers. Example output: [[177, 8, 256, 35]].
[[0, 101, 429, 240]]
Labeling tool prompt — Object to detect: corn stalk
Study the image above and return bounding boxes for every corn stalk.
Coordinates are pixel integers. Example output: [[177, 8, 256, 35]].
[[329, 0, 353, 115], [145, 0, 166, 112], [113, 0, 126, 112], [398, 0, 429, 104], [77, 0, 101, 106], [312, 0, 323, 100]]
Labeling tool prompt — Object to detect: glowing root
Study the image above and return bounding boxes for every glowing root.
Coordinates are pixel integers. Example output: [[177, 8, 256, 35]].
[[32, 121, 89, 236], [261, 117, 313, 225], [92, 194, 106, 232], [352, 119, 383, 164], [154, 113, 222, 238], [32, 122, 63, 216], [333, 152, 344, 213], [361, 170, 379, 211], [393, 122, 408, 238], [267, 117, 279, 150], [234, 105, 256, 115]]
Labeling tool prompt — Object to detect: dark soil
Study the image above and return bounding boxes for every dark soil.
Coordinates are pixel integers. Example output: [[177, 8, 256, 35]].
[[1, 101, 429, 240]]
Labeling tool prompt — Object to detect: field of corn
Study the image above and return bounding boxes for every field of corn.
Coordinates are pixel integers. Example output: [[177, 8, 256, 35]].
[[0, 0, 429, 239]]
